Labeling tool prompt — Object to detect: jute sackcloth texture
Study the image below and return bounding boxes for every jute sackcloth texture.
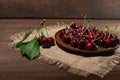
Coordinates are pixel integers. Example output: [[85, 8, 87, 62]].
[[9, 23, 120, 78]]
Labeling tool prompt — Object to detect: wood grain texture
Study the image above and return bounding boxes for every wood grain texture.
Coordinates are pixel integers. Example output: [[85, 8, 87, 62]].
[[0, 0, 120, 19], [0, 19, 120, 80]]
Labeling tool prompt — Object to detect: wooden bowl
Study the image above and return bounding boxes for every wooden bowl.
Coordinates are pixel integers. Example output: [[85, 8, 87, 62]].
[[55, 29, 119, 56]]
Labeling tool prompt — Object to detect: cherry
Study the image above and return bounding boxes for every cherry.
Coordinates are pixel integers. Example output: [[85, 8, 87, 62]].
[[42, 38, 51, 48], [105, 37, 112, 47], [104, 34, 119, 47], [69, 31, 75, 36], [83, 29, 89, 35], [92, 27, 98, 33], [85, 41, 95, 50], [95, 39, 107, 48], [38, 36, 45, 45], [59, 29, 65, 37], [115, 38, 119, 44], [96, 31, 105, 39], [62, 34, 70, 43], [78, 40, 86, 49], [47, 37, 55, 46], [73, 29, 80, 35], [78, 25, 83, 31], [111, 38, 118, 47], [111, 34, 119, 44], [70, 22, 77, 29], [70, 36, 79, 47], [88, 34, 95, 40]]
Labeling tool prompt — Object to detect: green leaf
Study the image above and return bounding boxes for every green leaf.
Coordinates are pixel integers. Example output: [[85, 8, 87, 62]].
[[96, 45, 108, 50], [20, 36, 40, 60], [12, 29, 33, 48]]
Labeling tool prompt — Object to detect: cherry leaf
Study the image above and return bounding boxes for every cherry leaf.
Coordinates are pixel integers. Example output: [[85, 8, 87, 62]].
[[12, 29, 33, 48], [20, 36, 40, 60]]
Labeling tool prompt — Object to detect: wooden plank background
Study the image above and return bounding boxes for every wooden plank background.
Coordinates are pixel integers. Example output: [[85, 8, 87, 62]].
[[0, 0, 120, 19]]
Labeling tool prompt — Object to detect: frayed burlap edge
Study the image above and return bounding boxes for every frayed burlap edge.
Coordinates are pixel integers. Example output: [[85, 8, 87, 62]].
[[9, 23, 120, 78], [38, 55, 90, 77]]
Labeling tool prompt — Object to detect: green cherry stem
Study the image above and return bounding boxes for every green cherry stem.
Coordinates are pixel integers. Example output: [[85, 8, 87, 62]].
[[36, 19, 46, 37], [44, 23, 49, 37]]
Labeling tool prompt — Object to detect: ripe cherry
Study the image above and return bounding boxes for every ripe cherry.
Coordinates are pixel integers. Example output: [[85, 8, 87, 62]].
[[42, 38, 51, 48], [70, 36, 79, 47], [47, 37, 55, 46], [78, 25, 83, 31], [88, 34, 95, 40], [38, 36, 45, 45], [92, 27, 98, 34], [83, 29, 89, 35], [70, 22, 77, 29], [78, 40, 86, 49], [105, 37, 112, 47], [59, 29, 65, 37], [85, 41, 95, 50], [62, 34, 70, 43], [95, 39, 107, 48]]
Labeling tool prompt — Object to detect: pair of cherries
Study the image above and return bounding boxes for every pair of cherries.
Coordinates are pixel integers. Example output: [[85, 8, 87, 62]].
[[38, 36, 55, 48]]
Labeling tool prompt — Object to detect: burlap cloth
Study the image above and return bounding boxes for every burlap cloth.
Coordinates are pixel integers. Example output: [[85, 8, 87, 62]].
[[9, 23, 120, 78]]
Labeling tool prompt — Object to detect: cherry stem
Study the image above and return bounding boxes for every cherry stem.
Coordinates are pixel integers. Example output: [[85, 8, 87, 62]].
[[41, 31, 45, 37], [36, 19, 46, 37], [80, 13, 87, 28], [94, 36, 103, 41], [44, 24, 49, 37]]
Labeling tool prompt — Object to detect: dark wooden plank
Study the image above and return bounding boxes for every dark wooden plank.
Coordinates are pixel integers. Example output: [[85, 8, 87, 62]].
[[0, 19, 120, 80], [0, 0, 120, 19]]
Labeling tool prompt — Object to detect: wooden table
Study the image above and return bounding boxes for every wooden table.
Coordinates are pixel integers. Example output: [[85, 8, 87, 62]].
[[0, 19, 120, 80]]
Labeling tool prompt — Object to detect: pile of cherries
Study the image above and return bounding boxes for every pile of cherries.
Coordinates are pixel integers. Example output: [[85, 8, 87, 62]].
[[38, 35, 55, 48], [59, 23, 119, 50]]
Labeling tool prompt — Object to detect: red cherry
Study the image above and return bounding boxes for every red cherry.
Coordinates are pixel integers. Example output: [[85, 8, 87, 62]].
[[69, 31, 75, 36], [78, 25, 83, 31], [105, 37, 112, 47], [85, 41, 95, 50], [88, 34, 95, 40], [78, 40, 86, 49], [47, 37, 55, 46], [95, 39, 107, 48], [70, 22, 77, 29], [38, 36, 45, 45], [59, 29, 65, 37], [70, 36, 79, 47], [83, 29, 89, 35], [62, 34, 70, 43]]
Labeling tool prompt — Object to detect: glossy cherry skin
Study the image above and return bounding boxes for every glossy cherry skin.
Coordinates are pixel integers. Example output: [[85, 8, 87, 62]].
[[38, 36, 45, 45], [70, 36, 79, 48], [77, 25, 83, 31], [47, 37, 55, 46], [41, 38, 51, 48], [92, 27, 98, 34], [83, 29, 89, 35], [70, 22, 77, 29], [59, 29, 66, 37], [95, 39, 107, 48], [62, 34, 70, 43], [85, 41, 95, 50], [78, 40, 86, 49]]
